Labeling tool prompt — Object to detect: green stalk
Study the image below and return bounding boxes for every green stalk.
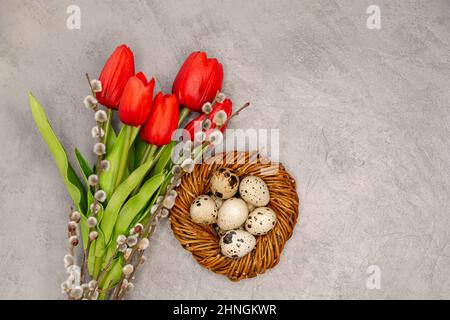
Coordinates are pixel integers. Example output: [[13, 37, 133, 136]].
[[141, 144, 158, 166], [103, 109, 113, 150], [178, 107, 190, 126], [130, 145, 165, 196], [114, 125, 134, 189]]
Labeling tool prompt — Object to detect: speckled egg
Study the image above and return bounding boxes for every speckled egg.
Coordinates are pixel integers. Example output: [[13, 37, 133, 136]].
[[244, 207, 277, 235], [189, 195, 218, 225], [220, 229, 256, 259], [217, 198, 249, 231], [239, 176, 270, 206], [210, 168, 239, 199]]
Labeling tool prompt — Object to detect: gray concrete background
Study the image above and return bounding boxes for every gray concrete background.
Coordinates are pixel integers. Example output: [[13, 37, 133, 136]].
[[0, 0, 449, 299]]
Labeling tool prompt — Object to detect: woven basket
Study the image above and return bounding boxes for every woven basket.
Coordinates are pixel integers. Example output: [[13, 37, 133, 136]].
[[170, 151, 299, 281]]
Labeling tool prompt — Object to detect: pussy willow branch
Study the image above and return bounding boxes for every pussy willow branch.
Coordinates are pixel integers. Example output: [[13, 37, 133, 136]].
[[80, 73, 105, 283]]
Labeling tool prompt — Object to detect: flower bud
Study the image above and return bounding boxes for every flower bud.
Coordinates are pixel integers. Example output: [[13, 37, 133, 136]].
[[70, 286, 83, 299], [94, 190, 106, 202], [88, 280, 97, 290], [201, 102, 212, 114], [94, 110, 108, 123], [70, 211, 81, 223], [159, 208, 170, 218], [83, 95, 98, 109], [90, 203, 100, 214], [150, 204, 159, 215], [68, 221, 77, 232], [156, 196, 164, 204], [64, 254, 74, 268], [171, 165, 182, 176], [126, 235, 138, 247], [69, 235, 78, 247], [216, 92, 226, 103], [138, 238, 149, 250], [100, 160, 110, 171], [93, 143, 106, 155], [88, 174, 99, 186], [87, 216, 97, 228], [116, 235, 127, 245], [91, 126, 105, 139], [163, 196, 175, 209], [181, 158, 195, 173], [208, 130, 223, 146], [90, 79, 102, 93], [89, 231, 98, 241], [212, 110, 227, 126], [202, 119, 212, 130], [122, 264, 134, 276], [124, 248, 132, 260], [134, 223, 143, 234], [117, 243, 127, 252]]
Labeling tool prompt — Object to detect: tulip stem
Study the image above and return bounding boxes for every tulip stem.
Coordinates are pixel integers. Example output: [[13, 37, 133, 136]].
[[115, 125, 134, 189], [130, 144, 165, 196], [178, 107, 190, 126], [141, 144, 157, 165], [103, 109, 113, 149]]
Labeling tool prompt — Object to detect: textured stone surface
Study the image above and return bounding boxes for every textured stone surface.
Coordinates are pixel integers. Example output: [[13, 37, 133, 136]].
[[0, 0, 449, 299]]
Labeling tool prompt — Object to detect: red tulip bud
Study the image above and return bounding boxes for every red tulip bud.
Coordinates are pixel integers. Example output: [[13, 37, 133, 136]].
[[172, 52, 223, 112], [96, 44, 135, 109], [141, 92, 180, 146], [119, 72, 155, 126], [184, 99, 233, 140]]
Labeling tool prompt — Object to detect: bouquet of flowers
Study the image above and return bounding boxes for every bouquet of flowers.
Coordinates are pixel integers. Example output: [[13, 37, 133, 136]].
[[29, 45, 249, 300]]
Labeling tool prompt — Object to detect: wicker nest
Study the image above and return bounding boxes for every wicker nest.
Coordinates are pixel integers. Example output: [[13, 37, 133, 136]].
[[170, 151, 299, 281]]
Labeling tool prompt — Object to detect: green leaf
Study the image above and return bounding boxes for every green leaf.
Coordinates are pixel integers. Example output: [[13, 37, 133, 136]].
[[74, 148, 93, 203], [127, 141, 135, 173], [98, 257, 123, 300], [114, 172, 165, 236], [103, 109, 117, 152], [135, 171, 171, 226], [152, 142, 174, 176], [96, 158, 160, 257], [133, 135, 147, 169], [88, 238, 97, 275], [28, 92, 86, 214], [100, 125, 139, 199]]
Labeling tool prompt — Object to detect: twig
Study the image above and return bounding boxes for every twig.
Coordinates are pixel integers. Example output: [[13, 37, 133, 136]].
[[228, 102, 250, 122], [80, 73, 105, 283]]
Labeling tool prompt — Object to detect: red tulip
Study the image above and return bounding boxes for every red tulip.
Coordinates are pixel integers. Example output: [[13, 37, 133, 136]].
[[172, 52, 223, 112], [96, 44, 135, 109], [141, 92, 180, 146], [118, 72, 155, 126], [184, 99, 233, 140]]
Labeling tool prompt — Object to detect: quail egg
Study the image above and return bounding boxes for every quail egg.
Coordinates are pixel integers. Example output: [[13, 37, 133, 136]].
[[245, 207, 277, 235], [217, 198, 249, 231], [220, 229, 256, 259], [239, 176, 270, 206], [189, 195, 218, 225], [210, 168, 239, 199]]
